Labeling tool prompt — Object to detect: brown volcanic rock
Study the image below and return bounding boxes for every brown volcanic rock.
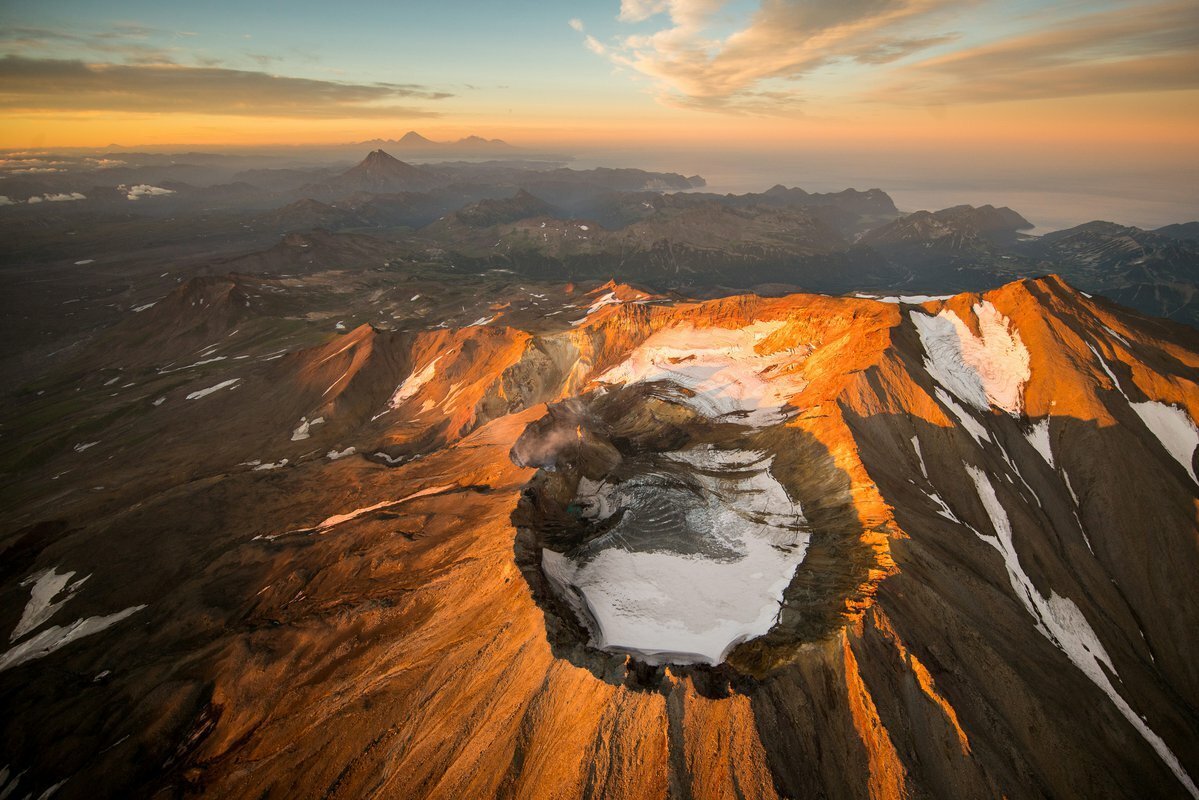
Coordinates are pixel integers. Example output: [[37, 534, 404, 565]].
[[1, 277, 1198, 799]]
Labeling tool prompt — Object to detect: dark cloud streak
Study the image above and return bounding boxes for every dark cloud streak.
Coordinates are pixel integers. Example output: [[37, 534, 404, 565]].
[[0, 56, 451, 118]]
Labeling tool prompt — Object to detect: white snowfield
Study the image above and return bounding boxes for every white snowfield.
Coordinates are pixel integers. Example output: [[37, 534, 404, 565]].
[[569, 290, 651, 327], [855, 293, 954, 304], [466, 315, 496, 327], [543, 448, 808, 665], [290, 416, 325, 441], [10, 568, 89, 643], [390, 355, 442, 407], [965, 466, 1197, 798], [597, 321, 808, 425], [912, 301, 1030, 415], [266, 483, 459, 540], [1130, 401, 1199, 485], [0, 606, 147, 673], [185, 378, 240, 400], [1086, 342, 1198, 485], [1024, 418, 1054, 467], [585, 291, 621, 314], [934, 387, 989, 445], [1, 565, 146, 674], [911, 435, 929, 479]]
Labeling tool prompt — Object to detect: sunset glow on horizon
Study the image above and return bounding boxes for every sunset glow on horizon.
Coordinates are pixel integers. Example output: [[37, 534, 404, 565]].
[[0, 0, 1196, 157]]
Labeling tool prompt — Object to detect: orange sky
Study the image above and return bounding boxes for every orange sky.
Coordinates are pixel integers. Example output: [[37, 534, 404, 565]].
[[1, 0, 1196, 157], [3, 88, 1197, 155]]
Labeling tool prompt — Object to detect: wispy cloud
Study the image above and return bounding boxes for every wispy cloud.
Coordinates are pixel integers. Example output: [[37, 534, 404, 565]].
[[586, 0, 1199, 114], [584, 36, 608, 56], [0, 56, 451, 118], [589, 0, 962, 114], [0, 25, 177, 64], [246, 53, 283, 67], [871, 0, 1199, 104]]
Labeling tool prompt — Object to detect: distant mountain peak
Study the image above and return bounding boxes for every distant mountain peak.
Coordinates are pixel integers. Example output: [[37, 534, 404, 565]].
[[346, 150, 423, 179], [360, 149, 404, 165], [398, 131, 435, 145], [320, 149, 436, 193], [356, 132, 514, 151]]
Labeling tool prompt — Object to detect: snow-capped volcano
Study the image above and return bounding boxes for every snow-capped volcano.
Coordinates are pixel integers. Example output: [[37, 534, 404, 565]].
[[3, 275, 1198, 799]]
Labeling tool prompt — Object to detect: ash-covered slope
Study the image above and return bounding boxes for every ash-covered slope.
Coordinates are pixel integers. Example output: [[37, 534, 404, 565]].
[[1, 276, 1197, 799]]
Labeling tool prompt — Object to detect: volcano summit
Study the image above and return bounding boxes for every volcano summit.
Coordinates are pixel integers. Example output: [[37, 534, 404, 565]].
[[2, 262, 1197, 799]]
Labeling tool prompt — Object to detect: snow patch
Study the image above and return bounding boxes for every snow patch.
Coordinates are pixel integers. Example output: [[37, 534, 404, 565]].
[[390, 355, 442, 406], [1130, 401, 1199, 484], [326, 446, 356, 460], [586, 291, 623, 314], [597, 321, 808, 425], [910, 434, 929, 479], [290, 416, 325, 441], [10, 568, 89, 643], [185, 378, 239, 400], [276, 484, 458, 538], [1087, 343, 1125, 396], [934, 387, 990, 445], [922, 489, 967, 525], [1102, 325, 1130, 347], [0, 605, 147, 673], [1062, 469, 1082, 507], [1025, 419, 1054, 467], [860, 293, 954, 304], [911, 301, 1030, 414]]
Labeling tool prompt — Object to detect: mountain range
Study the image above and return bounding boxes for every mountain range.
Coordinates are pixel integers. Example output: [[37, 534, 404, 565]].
[[358, 130, 516, 153]]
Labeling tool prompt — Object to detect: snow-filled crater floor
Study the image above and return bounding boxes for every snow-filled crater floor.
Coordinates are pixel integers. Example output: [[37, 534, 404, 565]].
[[542, 446, 809, 665], [509, 372, 817, 669]]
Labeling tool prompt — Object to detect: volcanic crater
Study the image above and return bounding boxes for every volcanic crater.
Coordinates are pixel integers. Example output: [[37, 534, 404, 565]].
[[511, 380, 877, 688]]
